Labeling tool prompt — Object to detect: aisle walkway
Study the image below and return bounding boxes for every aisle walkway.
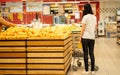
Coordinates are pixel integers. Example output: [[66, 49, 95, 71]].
[[67, 37, 120, 75]]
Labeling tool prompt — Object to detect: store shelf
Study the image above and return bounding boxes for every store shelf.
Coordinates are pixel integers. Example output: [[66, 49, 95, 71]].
[[65, 8, 73, 10], [51, 8, 58, 10], [117, 15, 120, 44], [117, 41, 120, 44], [117, 31, 120, 33], [106, 22, 117, 38], [117, 25, 120, 26]]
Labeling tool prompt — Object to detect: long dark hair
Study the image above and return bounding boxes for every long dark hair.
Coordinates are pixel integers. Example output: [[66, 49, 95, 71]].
[[83, 3, 93, 17]]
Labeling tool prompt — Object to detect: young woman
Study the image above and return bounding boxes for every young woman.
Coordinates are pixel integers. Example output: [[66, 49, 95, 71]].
[[80, 3, 97, 74]]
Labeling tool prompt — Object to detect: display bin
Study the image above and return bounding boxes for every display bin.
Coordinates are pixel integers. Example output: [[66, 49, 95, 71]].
[[0, 40, 26, 75], [0, 36, 72, 75], [27, 36, 72, 75]]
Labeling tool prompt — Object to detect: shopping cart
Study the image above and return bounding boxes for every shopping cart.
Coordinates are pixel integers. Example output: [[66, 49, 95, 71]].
[[71, 30, 99, 71], [71, 30, 83, 71]]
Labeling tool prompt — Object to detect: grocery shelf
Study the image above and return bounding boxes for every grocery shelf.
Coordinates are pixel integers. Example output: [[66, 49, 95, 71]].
[[117, 41, 120, 45], [117, 35, 120, 38], [117, 15, 120, 44], [117, 25, 120, 26]]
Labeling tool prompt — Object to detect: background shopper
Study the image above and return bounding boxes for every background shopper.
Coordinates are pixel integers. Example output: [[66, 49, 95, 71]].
[[80, 3, 97, 74]]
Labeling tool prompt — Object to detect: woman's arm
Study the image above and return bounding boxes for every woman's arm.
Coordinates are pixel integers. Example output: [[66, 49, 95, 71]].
[[80, 23, 86, 41], [0, 17, 16, 27]]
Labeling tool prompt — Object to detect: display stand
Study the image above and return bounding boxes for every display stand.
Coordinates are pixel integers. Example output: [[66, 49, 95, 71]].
[[0, 36, 72, 75]]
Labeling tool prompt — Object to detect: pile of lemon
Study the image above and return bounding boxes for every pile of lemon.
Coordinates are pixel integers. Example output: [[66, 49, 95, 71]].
[[0, 25, 81, 40]]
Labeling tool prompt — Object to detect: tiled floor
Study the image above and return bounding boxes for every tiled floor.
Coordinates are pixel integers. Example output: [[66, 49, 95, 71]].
[[67, 37, 120, 75]]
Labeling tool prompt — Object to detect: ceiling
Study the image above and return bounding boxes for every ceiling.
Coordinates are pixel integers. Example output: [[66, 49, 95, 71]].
[[99, 0, 120, 2], [102, 0, 120, 1], [79, 0, 120, 2]]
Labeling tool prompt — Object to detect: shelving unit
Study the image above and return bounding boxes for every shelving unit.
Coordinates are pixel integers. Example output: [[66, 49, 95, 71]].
[[106, 22, 117, 38], [48, 2, 79, 14], [117, 22, 120, 44], [116, 9, 120, 44]]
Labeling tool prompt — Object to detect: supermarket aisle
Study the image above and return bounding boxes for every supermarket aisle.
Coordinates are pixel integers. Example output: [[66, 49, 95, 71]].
[[67, 37, 120, 75]]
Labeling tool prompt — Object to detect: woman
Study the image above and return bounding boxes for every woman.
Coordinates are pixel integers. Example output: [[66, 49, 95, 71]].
[[80, 3, 97, 74]]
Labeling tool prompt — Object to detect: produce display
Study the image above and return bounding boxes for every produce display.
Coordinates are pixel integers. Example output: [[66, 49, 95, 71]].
[[0, 25, 81, 40], [0, 24, 77, 75]]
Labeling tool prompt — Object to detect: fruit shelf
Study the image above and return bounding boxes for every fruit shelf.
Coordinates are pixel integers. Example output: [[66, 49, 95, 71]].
[[0, 36, 72, 75]]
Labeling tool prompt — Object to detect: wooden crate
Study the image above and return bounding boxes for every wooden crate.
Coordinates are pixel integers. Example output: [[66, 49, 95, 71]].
[[27, 37, 72, 75], [0, 40, 26, 75], [0, 36, 72, 75]]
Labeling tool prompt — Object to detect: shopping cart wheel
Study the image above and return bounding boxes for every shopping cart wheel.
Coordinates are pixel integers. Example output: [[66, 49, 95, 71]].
[[95, 65, 99, 71], [77, 60, 82, 67], [72, 65, 78, 71]]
